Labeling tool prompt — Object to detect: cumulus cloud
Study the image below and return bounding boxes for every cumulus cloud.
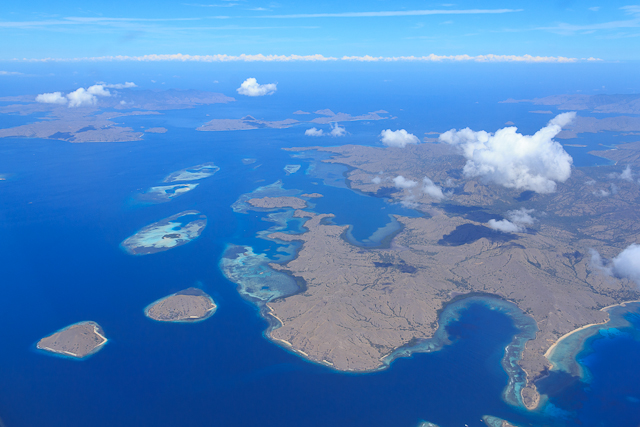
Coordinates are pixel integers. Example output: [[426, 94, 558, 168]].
[[87, 84, 111, 97], [305, 127, 323, 136], [422, 177, 446, 200], [380, 129, 420, 147], [237, 77, 277, 96], [66, 88, 98, 107], [487, 208, 536, 233], [610, 165, 635, 182], [330, 122, 346, 137], [372, 176, 382, 184], [393, 175, 417, 189], [304, 123, 346, 137], [507, 208, 536, 225], [439, 112, 575, 193], [591, 244, 640, 286], [488, 219, 522, 233], [36, 84, 114, 108], [35, 91, 67, 104]]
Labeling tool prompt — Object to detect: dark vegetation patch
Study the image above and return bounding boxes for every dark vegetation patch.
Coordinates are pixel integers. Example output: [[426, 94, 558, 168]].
[[76, 125, 96, 133], [438, 223, 518, 246], [563, 251, 584, 263], [373, 261, 417, 274]]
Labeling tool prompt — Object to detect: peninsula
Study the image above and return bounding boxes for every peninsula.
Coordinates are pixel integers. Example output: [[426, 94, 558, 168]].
[[145, 288, 216, 322], [37, 321, 107, 358]]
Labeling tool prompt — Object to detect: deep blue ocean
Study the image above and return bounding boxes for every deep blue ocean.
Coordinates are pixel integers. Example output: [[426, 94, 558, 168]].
[[1, 63, 640, 427]]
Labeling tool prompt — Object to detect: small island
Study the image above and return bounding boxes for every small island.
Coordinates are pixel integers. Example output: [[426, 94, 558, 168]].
[[163, 163, 219, 183], [144, 127, 168, 133], [142, 183, 198, 202], [121, 210, 207, 255], [37, 321, 107, 359], [301, 193, 323, 198], [246, 196, 307, 210], [145, 288, 217, 322]]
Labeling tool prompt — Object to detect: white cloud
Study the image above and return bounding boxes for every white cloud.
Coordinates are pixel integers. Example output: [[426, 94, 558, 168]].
[[100, 81, 137, 89], [35, 91, 67, 104], [22, 53, 593, 63], [619, 165, 635, 182], [487, 208, 536, 233], [87, 84, 111, 97], [611, 244, 640, 284], [393, 175, 417, 189], [341, 54, 580, 63], [488, 219, 522, 233], [439, 112, 575, 193], [237, 77, 277, 96], [305, 127, 323, 136], [422, 177, 446, 200], [372, 176, 382, 184], [329, 122, 346, 137], [0, 71, 23, 75], [67, 88, 97, 107], [380, 129, 420, 147], [588, 6, 601, 12], [591, 244, 640, 286], [507, 208, 536, 225]]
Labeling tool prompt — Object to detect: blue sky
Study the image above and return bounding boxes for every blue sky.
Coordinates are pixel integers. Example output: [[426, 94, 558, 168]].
[[2, 1, 640, 61]]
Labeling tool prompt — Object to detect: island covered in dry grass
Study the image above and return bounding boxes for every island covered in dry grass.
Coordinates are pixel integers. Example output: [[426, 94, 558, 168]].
[[37, 321, 107, 359], [145, 288, 216, 322], [222, 114, 640, 411]]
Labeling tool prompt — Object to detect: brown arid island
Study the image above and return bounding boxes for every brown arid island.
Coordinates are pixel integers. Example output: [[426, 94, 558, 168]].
[[37, 321, 107, 359], [247, 196, 307, 210], [145, 288, 217, 322], [223, 116, 640, 412]]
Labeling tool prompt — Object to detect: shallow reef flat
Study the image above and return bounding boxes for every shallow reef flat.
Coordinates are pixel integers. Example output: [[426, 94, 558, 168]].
[[37, 321, 107, 359], [145, 287, 216, 322], [220, 245, 300, 303], [163, 162, 219, 182], [482, 415, 519, 427], [121, 210, 207, 255], [284, 164, 301, 175], [141, 183, 199, 202]]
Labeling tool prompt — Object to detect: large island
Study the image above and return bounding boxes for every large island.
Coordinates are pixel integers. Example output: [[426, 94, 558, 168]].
[[222, 123, 640, 410]]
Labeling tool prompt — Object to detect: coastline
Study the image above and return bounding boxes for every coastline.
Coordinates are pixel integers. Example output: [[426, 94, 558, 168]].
[[36, 321, 108, 359], [542, 300, 640, 381], [143, 289, 217, 323], [261, 292, 538, 406]]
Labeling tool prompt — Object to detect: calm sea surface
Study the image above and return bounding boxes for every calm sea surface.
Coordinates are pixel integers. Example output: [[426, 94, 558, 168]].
[[1, 66, 639, 426]]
